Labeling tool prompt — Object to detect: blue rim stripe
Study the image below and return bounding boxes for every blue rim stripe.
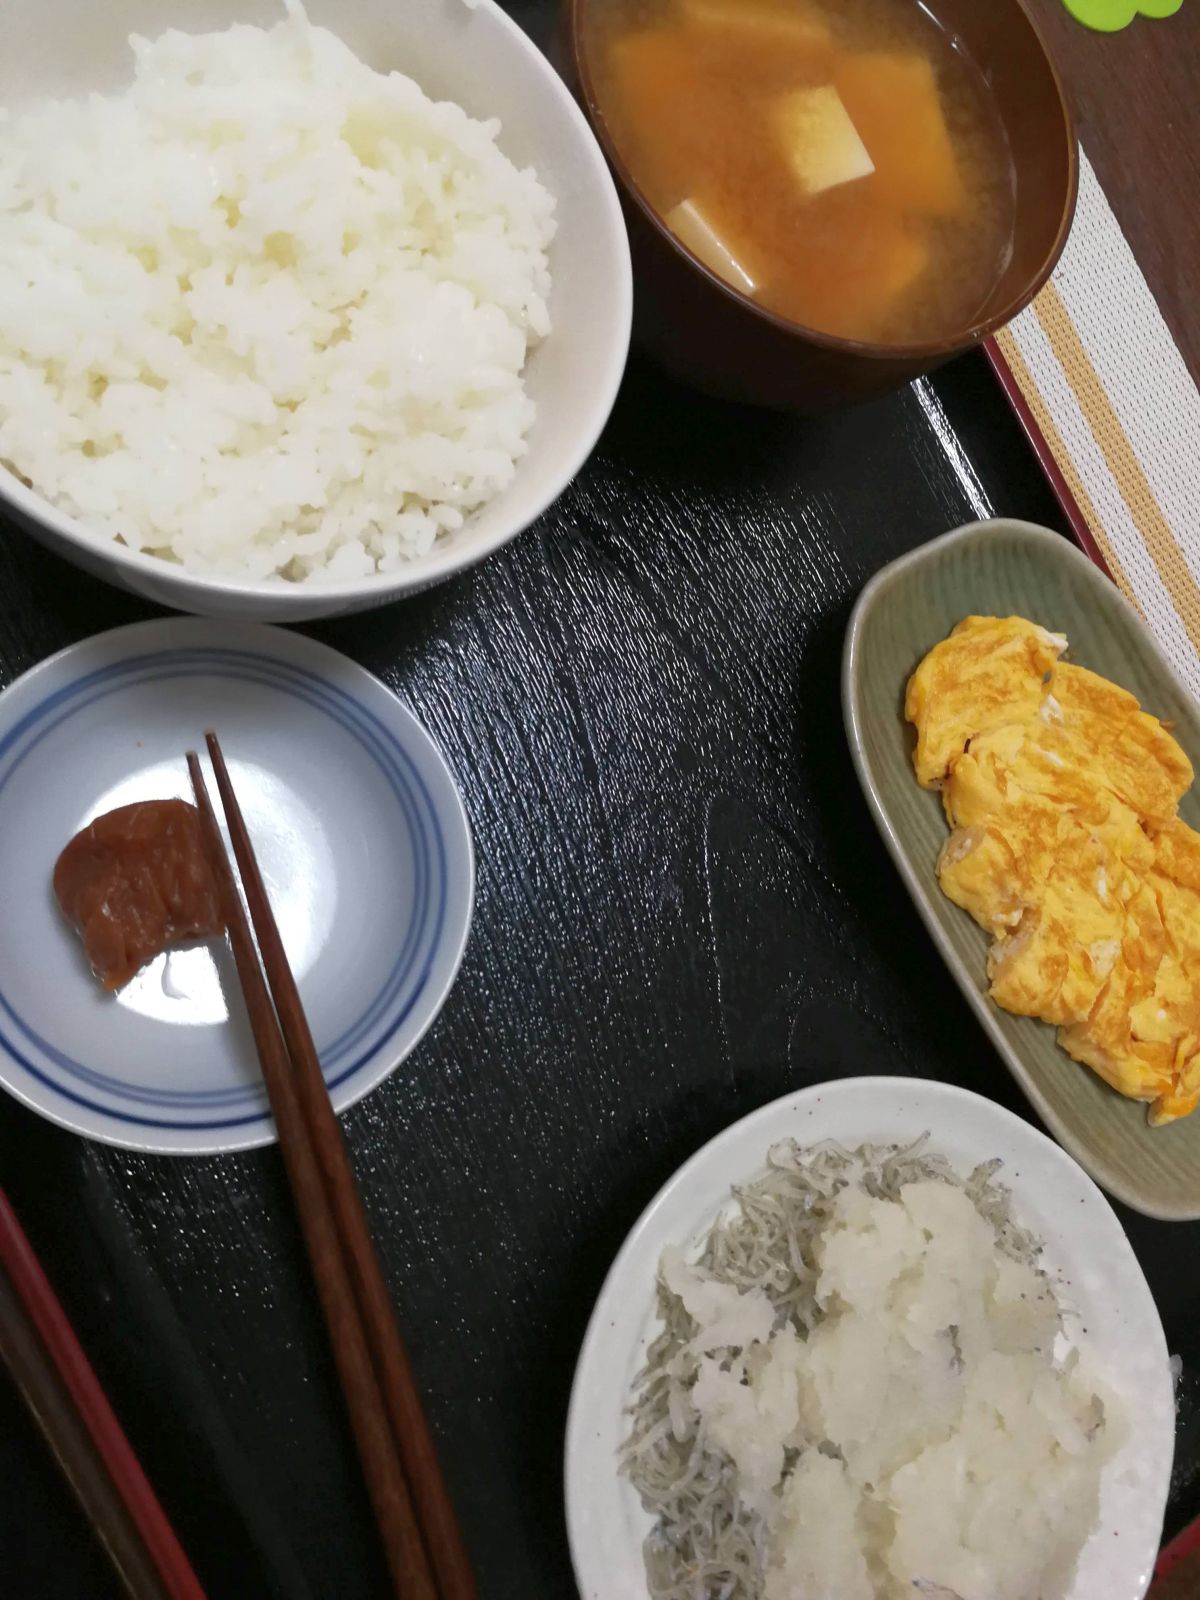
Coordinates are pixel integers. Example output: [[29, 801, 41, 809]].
[[1, 972, 436, 1131], [0, 646, 452, 1131]]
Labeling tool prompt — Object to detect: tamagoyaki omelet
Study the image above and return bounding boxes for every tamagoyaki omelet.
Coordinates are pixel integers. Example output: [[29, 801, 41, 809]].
[[906, 615, 1200, 1126]]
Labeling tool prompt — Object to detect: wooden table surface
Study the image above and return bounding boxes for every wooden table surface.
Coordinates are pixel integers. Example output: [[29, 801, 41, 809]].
[[1025, 0, 1200, 385], [2, 5, 1199, 1600]]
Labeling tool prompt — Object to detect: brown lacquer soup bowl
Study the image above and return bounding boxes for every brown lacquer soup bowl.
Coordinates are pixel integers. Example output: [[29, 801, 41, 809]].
[[565, 0, 1077, 410]]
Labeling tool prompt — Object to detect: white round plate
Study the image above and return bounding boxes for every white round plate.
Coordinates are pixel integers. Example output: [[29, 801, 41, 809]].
[[565, 1077, 1175, 1600], [0, 619, 474, 1155]]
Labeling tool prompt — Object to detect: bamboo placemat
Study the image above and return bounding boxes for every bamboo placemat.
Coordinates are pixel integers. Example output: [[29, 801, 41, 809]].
[[988, 150, 1200, 702]]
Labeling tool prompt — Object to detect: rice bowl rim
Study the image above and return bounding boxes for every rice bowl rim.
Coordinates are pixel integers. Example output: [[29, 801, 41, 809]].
[[564, 1075, 1175, 1600], [0, 0, 633, 608]]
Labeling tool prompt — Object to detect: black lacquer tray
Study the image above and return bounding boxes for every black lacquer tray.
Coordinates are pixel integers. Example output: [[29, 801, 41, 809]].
[[2, 4, 1196, 1591]]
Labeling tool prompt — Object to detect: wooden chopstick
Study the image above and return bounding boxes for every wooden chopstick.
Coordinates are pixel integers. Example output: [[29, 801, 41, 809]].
[[202, 732, 477, 1600], [186, 754, 438, 1600], [0, 1188, 206, 1600], [0, 1268, 174, 1600]]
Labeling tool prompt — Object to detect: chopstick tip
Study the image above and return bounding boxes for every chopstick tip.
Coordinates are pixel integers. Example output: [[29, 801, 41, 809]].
[[205, 731, 233, 784]]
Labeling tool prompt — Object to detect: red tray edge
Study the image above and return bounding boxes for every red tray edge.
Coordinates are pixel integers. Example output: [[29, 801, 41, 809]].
[[981, 334, 1114, 582]]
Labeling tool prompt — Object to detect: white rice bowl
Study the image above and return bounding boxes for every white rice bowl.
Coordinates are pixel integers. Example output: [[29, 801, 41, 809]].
[[0, 2, 556, 582]]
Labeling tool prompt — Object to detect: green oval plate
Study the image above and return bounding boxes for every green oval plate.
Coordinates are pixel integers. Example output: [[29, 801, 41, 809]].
[[843, 518, 1200, 1220]]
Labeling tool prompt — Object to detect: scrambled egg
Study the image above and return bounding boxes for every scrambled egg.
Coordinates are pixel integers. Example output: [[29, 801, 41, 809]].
[[906, 615, 1200, 1126]]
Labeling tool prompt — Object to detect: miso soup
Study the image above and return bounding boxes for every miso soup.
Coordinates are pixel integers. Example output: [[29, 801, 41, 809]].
[[586, 0, 1017, 345]]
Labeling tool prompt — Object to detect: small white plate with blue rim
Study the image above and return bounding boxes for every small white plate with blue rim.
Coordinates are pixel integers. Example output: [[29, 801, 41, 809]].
[[565, 1077, 1175, 1600], [0, 618, 474, 1155]]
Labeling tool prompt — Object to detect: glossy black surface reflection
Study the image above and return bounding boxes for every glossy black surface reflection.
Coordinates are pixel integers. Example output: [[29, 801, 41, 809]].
[[1, 10, 1196, 1592]]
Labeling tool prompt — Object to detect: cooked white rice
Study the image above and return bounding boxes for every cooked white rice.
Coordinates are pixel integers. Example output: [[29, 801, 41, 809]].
[[623, 1138, 1121, 1600], [0, 3, 555, 581]]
